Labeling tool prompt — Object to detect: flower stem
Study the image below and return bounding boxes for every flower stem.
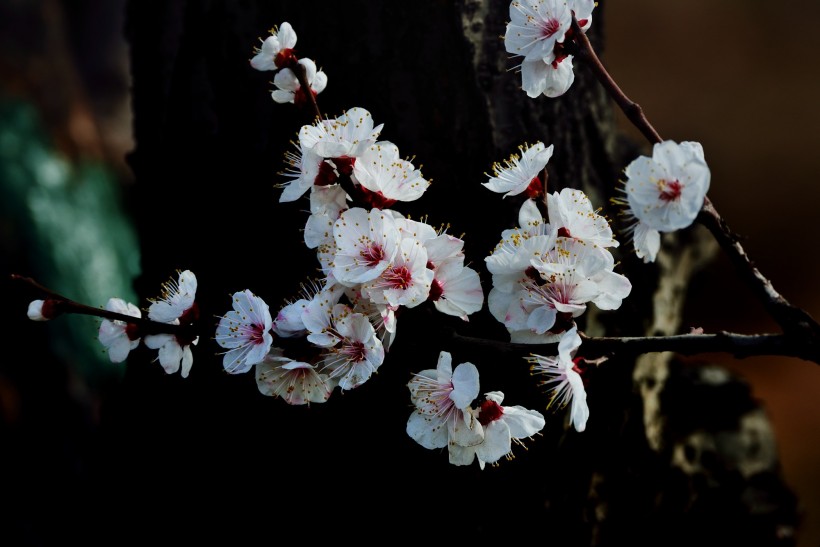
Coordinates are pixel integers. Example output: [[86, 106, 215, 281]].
[[11, 274, 195, 337], [570, 17, 662, 145], [571, 16, 820, 359]]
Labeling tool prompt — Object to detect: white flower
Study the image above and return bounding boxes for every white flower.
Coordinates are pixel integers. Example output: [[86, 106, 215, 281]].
[[521, 55, 575, 98], [351, 141, 430, 205], [527, 326, 589, 432], [278, 143, 323, 203], [448, 391, 545, 469], [488, 238, 631, 341], [362, 235, 434, 309], [623, 140, 711, 232], [317, 305, 385, 391], [299, 107, 384, 160], [144, 333, 198, 378], [271, 58, 328, 105], [147, 270, 197, 323], [250, 22, 297, 71], [255, 349, 332, 405], [547, 187, 618, 248], [215, 290, 273, 374], [406, 351, 483, 454], [504, 0, 572, 64], [144, 270, 199, 378], [331, 207, 401, 286], [98, 297, 141, 363], [429, 258, 484, 321], [483, 142, 553, 198]]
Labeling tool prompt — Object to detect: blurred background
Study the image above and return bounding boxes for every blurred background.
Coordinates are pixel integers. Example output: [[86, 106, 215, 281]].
[[0, 0, 817, 545]]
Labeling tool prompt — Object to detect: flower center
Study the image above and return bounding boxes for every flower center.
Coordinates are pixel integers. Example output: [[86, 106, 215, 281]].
[[360, 243, 385, 267], [384, 266, 412, 290], [250, 323, 266, 344], [478, 399, 504, 426], [658, 179, 682, 202], [341, 340, 367, 363], [525, 175, 544, 199], [541, 17, 560, 38]]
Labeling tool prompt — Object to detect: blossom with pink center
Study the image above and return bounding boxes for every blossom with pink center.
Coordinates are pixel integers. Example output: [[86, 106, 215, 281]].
[[317, 305, 384, 391], [623, 140, 711, 232], [547, 187, 618, 248], [526, 326, 589, 432], [429, 258, 484, 321], [250, 22, 297, 71], [615, 140, 710, 263], [488, 238, 631, 342], [271, 58, 327, 106], [98, 297, 141, 363], [448, 391, 545, 469], [351, 141, 430, 205], [332, 207, 401, 286], [483, 142, 553, 198], [504, 0, 572, 64], [362, 235, 434, 309], [406, 351, 483, 454], [215, 289, 274, 374], [255, 349, 332, 405]]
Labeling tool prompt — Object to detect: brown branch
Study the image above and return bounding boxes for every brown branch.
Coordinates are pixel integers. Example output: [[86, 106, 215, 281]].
[[697, 198, 820, 338], [11, 274, 195, 337], [444, 328, 820, 365], [570, 16, 820, 363], [570, 17, 662, 145], [292, 61, 323, 121]]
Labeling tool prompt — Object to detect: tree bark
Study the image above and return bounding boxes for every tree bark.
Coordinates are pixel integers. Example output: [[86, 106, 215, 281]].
[[105, 1, 800, 544]]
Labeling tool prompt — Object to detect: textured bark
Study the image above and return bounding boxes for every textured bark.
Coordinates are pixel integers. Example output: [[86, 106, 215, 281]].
[[104, 1, 800, 544]]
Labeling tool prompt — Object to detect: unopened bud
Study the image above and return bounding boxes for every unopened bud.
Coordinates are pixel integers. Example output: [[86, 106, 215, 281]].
[[27, 299, 60, 321]]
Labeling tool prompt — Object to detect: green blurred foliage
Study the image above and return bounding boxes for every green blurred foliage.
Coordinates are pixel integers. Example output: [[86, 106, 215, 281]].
[[0, 96, 140, 388]]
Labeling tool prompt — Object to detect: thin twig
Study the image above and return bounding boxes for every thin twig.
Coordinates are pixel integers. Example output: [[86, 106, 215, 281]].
[[445, 328, 820, 364], [570, 16, 820, 364], [11, 274, 194, 337]]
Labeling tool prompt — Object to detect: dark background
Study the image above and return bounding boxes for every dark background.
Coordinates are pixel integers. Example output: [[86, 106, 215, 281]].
[[1, 1, 817, 545]]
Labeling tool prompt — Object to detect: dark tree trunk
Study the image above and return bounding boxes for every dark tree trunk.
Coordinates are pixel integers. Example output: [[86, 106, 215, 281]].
[[100, 1, 799, 544]]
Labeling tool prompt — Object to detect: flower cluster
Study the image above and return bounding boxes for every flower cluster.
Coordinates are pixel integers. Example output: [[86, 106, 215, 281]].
[[484, 141, 631, 344], [213, 107, 485, 405], [250, 22, 327, 105], [406, 351, 545, 469], [28, 270, 200, 378], [20, 14, 725, 472], [504, 0, 596, 98]]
